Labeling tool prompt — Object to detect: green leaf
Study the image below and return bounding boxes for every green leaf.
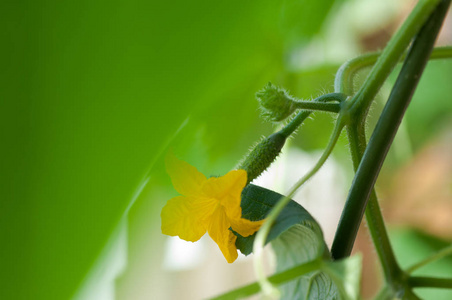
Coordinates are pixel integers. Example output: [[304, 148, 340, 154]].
[[234, 184, 324, 256], [323, 255, 362, 300], [234, 184, 334, 299], [273, 227, 338, 300], [2, 1, 288, 299], [275, 238, 362, 300], [235, 184, 362, 299]]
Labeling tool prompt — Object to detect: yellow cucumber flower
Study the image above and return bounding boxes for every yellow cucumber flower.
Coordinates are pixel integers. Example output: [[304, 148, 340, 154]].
[[161, 152, 265, 263]]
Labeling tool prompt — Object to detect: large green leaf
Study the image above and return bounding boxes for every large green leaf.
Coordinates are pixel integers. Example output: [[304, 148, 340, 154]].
[[323, 255, 362, 300], [1, 0, 355, 298], [234, 184, 361, 299], [272, 226, 361, 299], [273, 231, 339, 300], [235, 185, 335, 299], [234, 184, 325, 257], [1, 1, 286, 299]]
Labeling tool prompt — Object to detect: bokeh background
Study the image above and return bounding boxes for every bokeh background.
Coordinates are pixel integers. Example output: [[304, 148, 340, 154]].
[[1, 0, 451, 299]]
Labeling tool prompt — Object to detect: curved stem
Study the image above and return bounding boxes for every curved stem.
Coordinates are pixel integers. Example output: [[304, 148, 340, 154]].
[[212, 258, 321, 300], [314, 92, 347, 103], [406, 243, 452, 274], [253, 117, 345, 295], [334, 46, 452, 96], [335, 51, 380, 95]]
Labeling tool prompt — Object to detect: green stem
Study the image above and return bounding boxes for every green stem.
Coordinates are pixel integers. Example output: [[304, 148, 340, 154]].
[[408, 276, 452, 289], [253, 117, 345, 295], [332, 125, 401, 283], [335, 51, 381, 95], [280, 93, 345, 138], [334, 46, 452, 96], [279, 110, 311, 139], [332, 0, 450, 285], [211, 259, 321, 300], [349, 0, 441, 116], [406, 243, 452, 273], [293, 101, 341, 113]]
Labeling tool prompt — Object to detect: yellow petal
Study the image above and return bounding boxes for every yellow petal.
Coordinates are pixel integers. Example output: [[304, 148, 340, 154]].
[[207, 206, 238, 263], [165, 151, 207, 196], [161, 195, 216, 242], [203, 169, 247, 207], [230, 217, 265, 237]]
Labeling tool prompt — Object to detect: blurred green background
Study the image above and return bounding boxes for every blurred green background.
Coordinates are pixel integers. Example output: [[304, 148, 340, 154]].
[[1, 0, 451, 299]]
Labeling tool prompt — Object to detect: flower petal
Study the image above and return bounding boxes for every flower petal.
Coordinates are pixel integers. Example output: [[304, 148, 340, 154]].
[[161, 195, 216, 242], [203, 169, 247, 207], [207, 206, 238, 263], [165, 151, 207, 196], [230, 217, 265, 237]]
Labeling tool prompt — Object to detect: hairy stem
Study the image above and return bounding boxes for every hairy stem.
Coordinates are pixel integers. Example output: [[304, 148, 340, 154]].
[[280, 93, 346, 138], [293, 101, 341, 113]]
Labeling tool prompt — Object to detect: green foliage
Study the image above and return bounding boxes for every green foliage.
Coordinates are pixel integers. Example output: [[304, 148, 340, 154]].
[[0, 0, 287, 299], [234, 184, 324, 256], [3, 0, 452, 299], [228, 1, 451, 298], [281, 0, 340, 46], [400, 60, 452, 149], [322, 255, 362, 300], [273, 229, 338, 300], [233, 184, 362, 299]]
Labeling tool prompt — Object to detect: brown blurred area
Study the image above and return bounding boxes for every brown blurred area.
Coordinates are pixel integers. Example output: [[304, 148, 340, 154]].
[[384, 128, 452, 240], [360, 1, 452, 51]]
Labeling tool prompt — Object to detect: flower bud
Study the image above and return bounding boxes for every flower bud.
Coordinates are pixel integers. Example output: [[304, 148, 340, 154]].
[[256, 82, 297, 122], [237, 132, 287, 184]]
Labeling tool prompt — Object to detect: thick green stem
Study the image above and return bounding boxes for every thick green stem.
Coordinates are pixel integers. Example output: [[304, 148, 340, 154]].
[[408, 277, 452, 289], [332, 0, 450, 286], [332, 126, 401, 283]]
